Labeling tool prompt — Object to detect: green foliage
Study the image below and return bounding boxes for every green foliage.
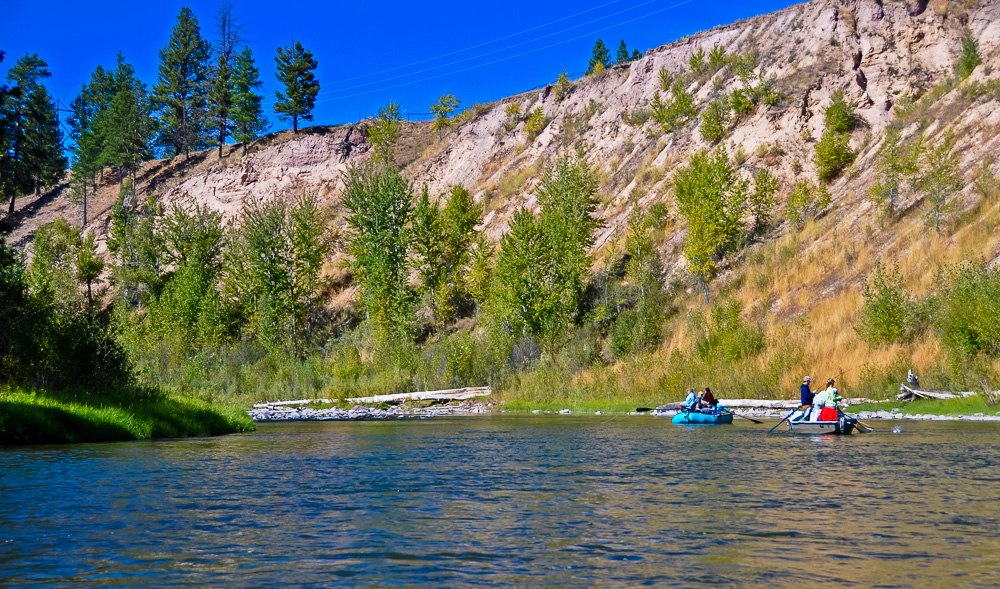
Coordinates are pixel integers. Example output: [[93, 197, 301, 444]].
[[553, 71, 572, 101], [223, 193, 332, 352], [587, 39, 611, 75], [430, 93, 459, 139], [694, 299, 766, 362], [153, 7, 212, 157], [368, 102, 403, 165], [918, 131, 962, 233], [616, 40, 630, 65], [523, 107, 547, 139], [108, 185, 164, 305], [689, 48, 706, 75], [231, 47, 269, 154], [856, 262, 921, 346], [868, 127, 922, 220], [502, 102, 521, 132], [785, 179, 831, 228], [934, 262, 1000, 358], [956, 28, 981, 79], [93, 55, 156, 181], [749, 168, 779, 236], [708, 44, 728, 72], [673, 147, 748, 299], [650, 79, 696, 133], [815, 127, 856, 182], [76, 230, 104, 306], [1, 54, 67, 213], [274, 41, 320, 133], [489, 156, 600, 343], [699, 96, 731, 143], [343, 162, 414, 342], [824, 90, 854, 134]]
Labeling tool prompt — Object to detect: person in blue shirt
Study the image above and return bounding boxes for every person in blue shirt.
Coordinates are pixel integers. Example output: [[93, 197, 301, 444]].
[[797, 376, 814, 420], [682, 389, 698, 410]]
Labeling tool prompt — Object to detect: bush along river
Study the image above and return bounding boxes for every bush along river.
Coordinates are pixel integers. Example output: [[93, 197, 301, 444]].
[[1, 415, 998, 587]]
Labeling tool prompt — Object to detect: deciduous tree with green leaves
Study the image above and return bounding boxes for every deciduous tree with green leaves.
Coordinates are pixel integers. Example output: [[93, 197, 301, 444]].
[[343, 162, 414, 341], [274, 41, 319, 133], [368, 102, 402, 165], [674, 147, 748, 301], [918, 131, 962, 233], [868, 127, 922, 220], [430, 94, 459, 140]]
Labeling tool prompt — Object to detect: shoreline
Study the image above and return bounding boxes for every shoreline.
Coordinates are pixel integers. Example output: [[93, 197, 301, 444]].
[[249, 400, 1000, 423]]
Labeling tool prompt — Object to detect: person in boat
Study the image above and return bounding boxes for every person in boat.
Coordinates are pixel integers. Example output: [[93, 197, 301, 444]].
[[799, 376, 814, 419], [682, 389, 698, 411], [702, 387, 718, 409], [811, 378, 842, 421]]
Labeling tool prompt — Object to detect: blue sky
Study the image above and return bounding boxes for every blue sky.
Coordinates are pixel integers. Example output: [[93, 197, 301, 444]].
[[3, 0, 800, 132]]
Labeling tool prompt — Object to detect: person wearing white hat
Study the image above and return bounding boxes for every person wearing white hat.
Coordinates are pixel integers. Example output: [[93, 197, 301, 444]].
[[800, 375, 815, 415]]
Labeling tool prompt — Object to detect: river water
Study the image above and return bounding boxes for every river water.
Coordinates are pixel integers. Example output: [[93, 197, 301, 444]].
[[1, 415, 998, 587]]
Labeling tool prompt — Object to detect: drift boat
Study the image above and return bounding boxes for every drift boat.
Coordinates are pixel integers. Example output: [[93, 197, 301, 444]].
[[785, 409, 858, 435], [671, 409, 734, 425]]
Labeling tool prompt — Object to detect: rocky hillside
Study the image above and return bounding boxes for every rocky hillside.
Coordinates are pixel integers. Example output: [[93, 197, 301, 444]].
[[6, 0, 1000, 389]]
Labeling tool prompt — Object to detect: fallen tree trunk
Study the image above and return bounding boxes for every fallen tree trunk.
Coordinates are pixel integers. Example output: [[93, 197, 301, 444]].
[[898, 384, 980, 401], [251, 387, 492, 410]]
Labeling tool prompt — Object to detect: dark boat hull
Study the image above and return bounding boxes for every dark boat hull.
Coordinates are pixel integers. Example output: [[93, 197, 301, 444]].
[[787, 416, 856, 435]]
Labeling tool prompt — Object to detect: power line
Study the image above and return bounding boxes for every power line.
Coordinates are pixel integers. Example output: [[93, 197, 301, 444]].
[[261, 0, 677, 106], [310, 0, 695, 104]]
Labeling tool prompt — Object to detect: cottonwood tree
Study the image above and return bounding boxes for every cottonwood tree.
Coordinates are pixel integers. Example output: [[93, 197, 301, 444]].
[[674, 147, 748, 301], [868, 127, 921, 221], [918, 131, 962, 234], [368, 102, 402, 165], [342, 162, 414, 341], [153, 7, 212, 158], [274, 41, 319, 133], [230, 47, 269, 154], [430, 94, 459, 140]]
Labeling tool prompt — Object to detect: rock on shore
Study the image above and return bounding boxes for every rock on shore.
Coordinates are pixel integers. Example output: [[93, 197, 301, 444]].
[[250, 401, 493, 421]]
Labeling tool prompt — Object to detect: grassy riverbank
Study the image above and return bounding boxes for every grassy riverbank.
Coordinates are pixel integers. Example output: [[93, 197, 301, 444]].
[[0, 385, 254, 445]]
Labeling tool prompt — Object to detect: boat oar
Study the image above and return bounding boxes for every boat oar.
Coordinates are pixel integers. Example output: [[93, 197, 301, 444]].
[[635, 407, 654, 412], [768, 406, 801, 433], [720, 407, 763, 424]]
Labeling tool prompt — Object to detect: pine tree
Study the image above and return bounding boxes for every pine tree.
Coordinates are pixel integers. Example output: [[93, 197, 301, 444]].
[[616, 40, 630, 65], [587, 39, 611, 75], [274, 41, 319, 133], [94, 55, 155, 184], [69, 68, 111, 225], [230, 47, 269, 154], [209, 53, 233, 158], [208, 1, 243, 158], [2, 54, 66, 216], [631, 48, 642, 61], [153, 7, 212, 158]]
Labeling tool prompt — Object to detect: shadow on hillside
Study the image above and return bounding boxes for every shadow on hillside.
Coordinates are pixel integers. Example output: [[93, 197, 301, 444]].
[[1, 184, 69, 239]]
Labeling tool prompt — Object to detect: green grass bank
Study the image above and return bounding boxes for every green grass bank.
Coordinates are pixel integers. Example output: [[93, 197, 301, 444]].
[[0, 385, 254, 445]]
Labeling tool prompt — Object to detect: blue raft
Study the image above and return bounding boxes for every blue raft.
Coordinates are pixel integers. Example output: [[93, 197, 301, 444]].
[[671, 409, 734, 425]]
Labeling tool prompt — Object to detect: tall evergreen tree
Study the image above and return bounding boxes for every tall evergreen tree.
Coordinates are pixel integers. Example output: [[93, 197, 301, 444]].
[[586, 39, 611, 75], [230, 47, 268, 154], [94, 54, 156, 185], [616, 40, 630, 65], [274, 41, 319, 133], [2, 54, 66, 216], [208, 0, 243, 158], [153, 7, 212, 158], [69, 66, 113, 225]]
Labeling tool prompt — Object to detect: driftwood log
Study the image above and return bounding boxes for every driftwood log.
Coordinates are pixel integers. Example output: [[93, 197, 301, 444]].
[[897, 384, 980, 401], [251, 387, 491, 410]]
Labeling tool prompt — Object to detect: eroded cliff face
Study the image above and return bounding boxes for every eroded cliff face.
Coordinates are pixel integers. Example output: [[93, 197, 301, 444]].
[[8, 0, 1000, 283]]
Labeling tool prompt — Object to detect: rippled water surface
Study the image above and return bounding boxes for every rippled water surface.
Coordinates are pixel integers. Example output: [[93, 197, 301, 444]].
[[2, 416, 999, 587]]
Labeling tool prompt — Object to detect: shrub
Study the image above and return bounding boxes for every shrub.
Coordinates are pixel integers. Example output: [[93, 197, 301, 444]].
[[824, 91, 855, 134], [689, 48, 706, 75], [785, 180, 831, 227], [934, 262, 1000, 357], [815, 127, 856, 182], [503, 102, 522, 132], [699, 96, 731, 143], [956, 28, 981, 79], [523, 107, 548, 139], [650, 79, 696, 133], [694, 299, 766, 363], [855, 262, 921, 346]]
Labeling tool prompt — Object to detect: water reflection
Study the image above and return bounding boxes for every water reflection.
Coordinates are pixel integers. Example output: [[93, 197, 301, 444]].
[[1, 417, 998, 587]]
